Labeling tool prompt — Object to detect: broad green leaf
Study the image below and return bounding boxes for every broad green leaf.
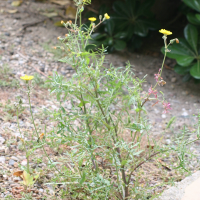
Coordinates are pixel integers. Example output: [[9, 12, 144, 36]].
[[184, 24, 198, 54], [91, 33, 107, 40], [114, 32, 128, 39], [176, 55, 194, 67], [190, 62, 200, 79], [105, 20, 115, 36], [174, 64, 190, 75], [195, 14, 200, 21], [187, 13, 200, 25], [114, 40, 126, 51], [182, 0, 200, 12], [113, 1, 130, 17], [133, 20, 148, 37]]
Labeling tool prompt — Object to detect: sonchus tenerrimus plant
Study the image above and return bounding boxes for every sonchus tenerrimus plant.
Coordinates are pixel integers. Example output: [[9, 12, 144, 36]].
[[16, 0, 200, 199]]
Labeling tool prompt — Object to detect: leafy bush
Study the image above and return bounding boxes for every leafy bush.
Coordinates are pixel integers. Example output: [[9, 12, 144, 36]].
[[161, 24, 200, 80], [162, 0, 200, 81], [15, 1, 200, 199], [88, 0, 159, 52], [183, 0, 200, 25]]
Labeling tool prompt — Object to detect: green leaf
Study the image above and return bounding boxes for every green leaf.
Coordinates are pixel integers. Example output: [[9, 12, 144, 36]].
[[184, 24, 198, 54], [174, 64, 190, 75], [91, 33, 107, 40], [79, 172, 86, 185], [187, 13, 200, 25], [182, 0, 200, 12], [59, 57, 68, 63], [105, 20, 115, 36], [195, 14, 200, 21], [133, 20, 148, 37], [22, 171, 39, 187], [190, 62, 200, 79], [114, 40, 126, 51], [114, 32, 128, 39]]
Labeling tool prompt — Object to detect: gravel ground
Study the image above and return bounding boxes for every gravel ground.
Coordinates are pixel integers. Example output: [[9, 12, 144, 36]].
[[0, 0, 200, 199]]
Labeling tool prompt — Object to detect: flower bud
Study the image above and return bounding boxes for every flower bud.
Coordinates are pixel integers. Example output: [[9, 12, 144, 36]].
[[175, 38, 179, 43], [99, 15, 102, 21]]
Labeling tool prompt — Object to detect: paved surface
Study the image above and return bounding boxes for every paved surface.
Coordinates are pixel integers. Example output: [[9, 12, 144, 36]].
[[156, 171, 200, 200]]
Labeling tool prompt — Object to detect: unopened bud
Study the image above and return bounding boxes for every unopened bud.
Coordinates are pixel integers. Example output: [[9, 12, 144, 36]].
[[175, 38, 179, 43], [65, 34, 68, 37], [61, 20, 64, 24], [170, 39, 176, 44], [99, 15, 102, 20], [53, 46, 57, 49]]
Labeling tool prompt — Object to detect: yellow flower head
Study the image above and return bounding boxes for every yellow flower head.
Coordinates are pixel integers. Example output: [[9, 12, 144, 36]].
[[61, 20, 64, 24], [159, 29, 172, 35], [104, 13, 110, 19], [20, 75, 34, 81], [88, 17, 96, 22]]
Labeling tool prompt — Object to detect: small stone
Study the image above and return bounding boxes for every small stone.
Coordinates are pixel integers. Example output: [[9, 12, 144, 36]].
[[21, 159, 27, 166], [0, 137, 5, 144], [38, 188, 44, 193], [40, 67, 45, 72], [14, 162, 18, 168], [0, 156, 5, 163], [182, 91, 189, 95], [171, 77, 177, 83], [5, 32, 10, 37], [9, 159, 15, 166], [11, 156, 19, 161], [162, 114, 166, 119]]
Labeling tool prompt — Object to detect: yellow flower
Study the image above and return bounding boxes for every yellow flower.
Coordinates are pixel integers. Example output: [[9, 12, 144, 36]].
[[61, 20, 64, 24], [104, 13, 110, 19], [159, 29, 172, 35], [88, 17, 96, 22], [20, 75, 34, 81]]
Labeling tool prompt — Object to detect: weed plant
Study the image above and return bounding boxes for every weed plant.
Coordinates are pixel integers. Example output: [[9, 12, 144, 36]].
[[15, 0, 200, 199]]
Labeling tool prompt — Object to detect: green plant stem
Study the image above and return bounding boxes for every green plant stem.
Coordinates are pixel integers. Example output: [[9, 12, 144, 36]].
[[26, 84, 65, 177], [92, 80, 128, 198], [16, 108, 30, 174], [80, 94, 97, 170], [27, 85, 39, 139]]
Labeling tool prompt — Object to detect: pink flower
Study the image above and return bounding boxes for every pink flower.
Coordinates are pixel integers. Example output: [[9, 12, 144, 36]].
[[163, 102, 171, 114], [148, 86, 157, 98]]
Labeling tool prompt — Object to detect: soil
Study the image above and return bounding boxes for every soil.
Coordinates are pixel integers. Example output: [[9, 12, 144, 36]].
[[0, 0, 200, 199]]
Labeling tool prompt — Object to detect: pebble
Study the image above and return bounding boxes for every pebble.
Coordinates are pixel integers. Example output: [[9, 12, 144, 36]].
[[39, 188, 44, 193], [10, 156, 19, 161], [0, 156, 5, 163], [171, 77, 177, 83], [182, 108, 189, 117], [0, 137, 5, 144], [8, 159, 15, 166], [182, 91, 189, 95], [162, 114, 166, 119]]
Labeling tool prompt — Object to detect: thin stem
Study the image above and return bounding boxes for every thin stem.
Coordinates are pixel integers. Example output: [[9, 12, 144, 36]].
[[16, 108, 30, 174]]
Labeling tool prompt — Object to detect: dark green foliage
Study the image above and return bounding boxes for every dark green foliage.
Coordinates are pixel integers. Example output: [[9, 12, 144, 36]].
[[87, 0, 159, 52], [162, 24, 200, 80]]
